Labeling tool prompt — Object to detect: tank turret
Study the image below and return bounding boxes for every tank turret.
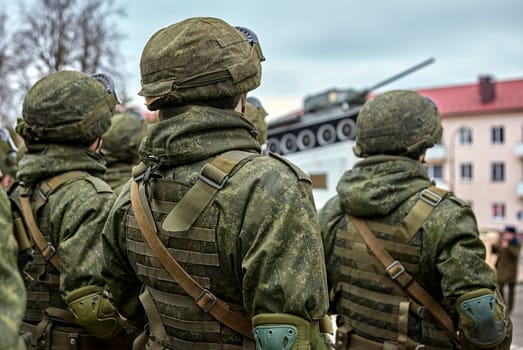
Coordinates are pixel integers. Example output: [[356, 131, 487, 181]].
[[267, 58, 435, 155]]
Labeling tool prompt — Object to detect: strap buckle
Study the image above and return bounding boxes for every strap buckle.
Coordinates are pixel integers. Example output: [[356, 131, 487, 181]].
[[385, 260, 405, 280], [195, 288, 218, 313], [41, 242, 57, 261], [198, 165, 228, 189], [419, 189, 442, 207]]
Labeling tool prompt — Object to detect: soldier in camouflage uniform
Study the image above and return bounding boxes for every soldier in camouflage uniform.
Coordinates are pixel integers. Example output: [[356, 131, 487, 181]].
[[0, 127, 20, 188], [11, 70, 132, 349], [319, 90, 512, 350], [101, 112, 147, 194], [243, 96, 268, 146], [102, 17, 330, 350], [0, 170, 29, 349]]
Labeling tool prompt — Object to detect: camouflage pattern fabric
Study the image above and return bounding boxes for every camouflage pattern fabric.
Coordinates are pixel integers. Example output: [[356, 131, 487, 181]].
[[243, 100, 268, 144], [16, 143, 115, 314], [104, 163, 132, 195], [319, 155, 512, 349], [102, 105, 329, 340], [0, 188, 28, 350]]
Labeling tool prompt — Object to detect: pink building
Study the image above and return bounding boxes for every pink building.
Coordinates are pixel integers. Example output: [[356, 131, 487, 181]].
[[421, 76, 523, 233]]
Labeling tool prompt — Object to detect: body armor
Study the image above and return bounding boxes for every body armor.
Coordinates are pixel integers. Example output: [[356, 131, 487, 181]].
[[333, 188, 455, 350], [127, 151, 260, 349]]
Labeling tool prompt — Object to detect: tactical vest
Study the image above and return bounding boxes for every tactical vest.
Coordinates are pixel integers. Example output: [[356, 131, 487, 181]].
[[128, 150, 261, 350], [10, 171, 119, 350], [333, 187, 456, 350]]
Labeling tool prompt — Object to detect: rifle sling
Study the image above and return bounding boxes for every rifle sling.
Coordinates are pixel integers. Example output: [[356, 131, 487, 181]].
[[130, 151, 255, 340], [349, 216, 461, 346]]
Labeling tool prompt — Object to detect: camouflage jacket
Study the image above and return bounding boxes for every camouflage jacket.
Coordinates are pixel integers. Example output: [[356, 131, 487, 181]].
[[319, 155, 502, 321], [0, 188, 28, 350], [15, 144, 115, 300], [102, 105, 329, 326], [104, 162, 132, 195]]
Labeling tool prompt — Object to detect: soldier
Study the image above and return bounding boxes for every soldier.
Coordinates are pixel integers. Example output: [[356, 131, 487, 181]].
[[493, 225, 522, 314], [243, 96, 268, 146], [101, 112, 147, 194], [11, 70, 132, 349], [0, 180, 29, 349], [319, 90, 512, 350], [0, 127, 20, 188], [102, 17, 331, 350]]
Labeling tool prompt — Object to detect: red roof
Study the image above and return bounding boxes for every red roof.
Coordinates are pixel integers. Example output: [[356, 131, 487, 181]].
[[415, 77, 523, 117]]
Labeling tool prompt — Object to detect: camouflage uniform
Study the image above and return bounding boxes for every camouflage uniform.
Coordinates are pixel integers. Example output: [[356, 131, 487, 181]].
[[102, 17, 330, 350], [243, 96, 268, 145], [0, 187, 29, 350], [319, 90, 512, 350], [12, 70, 131, 349], [0, 127, 20, 188], [101, 112, 147, 194]]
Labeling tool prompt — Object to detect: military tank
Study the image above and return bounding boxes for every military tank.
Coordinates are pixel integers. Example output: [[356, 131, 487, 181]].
[[266, 58, 435, 156]]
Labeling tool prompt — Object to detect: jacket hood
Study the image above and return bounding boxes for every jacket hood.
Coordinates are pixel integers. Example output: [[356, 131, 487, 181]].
[[17, 144, 107, 186], [138, 105, 261, 167], [337, 155, 432, 217]]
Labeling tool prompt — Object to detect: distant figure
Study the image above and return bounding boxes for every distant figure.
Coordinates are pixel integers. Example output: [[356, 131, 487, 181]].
[[101, 112, 147, 194], [0, 127, 19, 188], [244, 96, 268, 145], [493, 225, 522, 314]]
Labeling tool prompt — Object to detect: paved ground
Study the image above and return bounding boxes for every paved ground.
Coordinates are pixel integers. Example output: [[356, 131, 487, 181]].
[[511, 283, 523, 349]]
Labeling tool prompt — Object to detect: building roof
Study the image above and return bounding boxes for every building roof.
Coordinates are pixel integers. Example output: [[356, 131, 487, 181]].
[[416, 77, 523, 117]]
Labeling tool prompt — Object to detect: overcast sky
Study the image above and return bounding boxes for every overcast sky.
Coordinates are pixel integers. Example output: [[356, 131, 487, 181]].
[[8, 0, 523, 118]]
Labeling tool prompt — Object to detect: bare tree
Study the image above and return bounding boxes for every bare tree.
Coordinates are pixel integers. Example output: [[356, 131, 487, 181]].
[[0, 10, 19, 126], [5, 0, 127, 124]]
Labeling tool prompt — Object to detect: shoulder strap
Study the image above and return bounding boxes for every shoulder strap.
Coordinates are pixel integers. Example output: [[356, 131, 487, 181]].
[[162, 150, 258, 232], [349, 215, 461, 346], [18, 171, 89, 271], [130, 151, 255, 339]]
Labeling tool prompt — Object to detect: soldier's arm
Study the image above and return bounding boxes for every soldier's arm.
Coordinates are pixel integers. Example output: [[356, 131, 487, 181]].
[[0, 189, 29, 350], [239, 172, 330, 349]]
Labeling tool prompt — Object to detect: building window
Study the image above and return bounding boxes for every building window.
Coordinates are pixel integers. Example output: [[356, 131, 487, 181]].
[[491, 126, 504, 144], [460, 163, 473, 180], [427, 164, 443, 180], [491, 162, 505, 182], [492, 203, 506, 220], [459, 127, 472, 145]]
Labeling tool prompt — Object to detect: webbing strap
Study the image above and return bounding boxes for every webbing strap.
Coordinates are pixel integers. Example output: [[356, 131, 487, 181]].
[[130, 151, 255, 340], [398, 301, 409, 349], [18, 171, 88, 272], [162, 151, 255, 232], [349, 216, 461, 347], [139, 287, 168, 350], [396, 186, 448, 242]]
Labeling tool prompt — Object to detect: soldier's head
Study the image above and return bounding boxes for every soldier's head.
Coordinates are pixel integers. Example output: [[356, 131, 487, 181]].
[[353, 90, 442, 159], [139, 17, 264, 114], [17, 70, 119, 147], [101, 112, 147, 165], [244, 96, 268, 144]]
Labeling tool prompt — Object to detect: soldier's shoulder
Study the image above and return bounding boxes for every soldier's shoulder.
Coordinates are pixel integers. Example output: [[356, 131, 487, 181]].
[[265, 152, 311, 184], [83, 175, 114, 194]]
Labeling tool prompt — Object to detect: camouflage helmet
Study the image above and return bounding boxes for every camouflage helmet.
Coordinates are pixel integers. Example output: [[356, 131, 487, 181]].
[[0, 127, 19, 177], [17, 70, 118, 145], [101, 112, 147, 164], [353, 90, 442, 158], [139, 17, 265, 110], [244, 96, 268, 144]]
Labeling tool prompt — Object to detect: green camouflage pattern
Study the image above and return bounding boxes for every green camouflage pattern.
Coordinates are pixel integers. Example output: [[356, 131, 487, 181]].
[[102, 113, 146, 165], [102, 105, 329, 335], [353, 90, 443, 158], [15, 143, 116, 315], [319, 155, 512, 349], [17, 70, 113, 145], [0, 127, 19, 178], [139, 17, 263, 108], [0, 188, 28, 350], [104, 163, 132, 195], [243, 99, 268, 144]]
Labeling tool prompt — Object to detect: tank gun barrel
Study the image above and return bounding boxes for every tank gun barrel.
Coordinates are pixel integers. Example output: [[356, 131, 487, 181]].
[[366, 57, 435, 92]]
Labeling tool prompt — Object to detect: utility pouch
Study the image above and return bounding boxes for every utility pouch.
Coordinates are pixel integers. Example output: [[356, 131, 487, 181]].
[[335, 324, 352, 350]]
